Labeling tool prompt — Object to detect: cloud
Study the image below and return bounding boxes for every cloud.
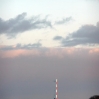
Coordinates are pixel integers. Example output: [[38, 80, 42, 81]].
[[16, 42, 42, 49], [53, 36, 63, 40], [0, 13, 52, 37], [0, 45, 99, 58], [0, 49, 41, 58], [89, 48, 99, 54], [0, 47, 74, 58], [0, 42, 42, 50], [54, 21, 99, 46], [55, 17, 72, 25]]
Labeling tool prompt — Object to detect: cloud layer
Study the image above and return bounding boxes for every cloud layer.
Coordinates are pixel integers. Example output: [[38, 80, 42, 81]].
[[0, 12, 73, 38], [0, 45, 99, 58], [54, 22, 99, 46], [0, 48, 99, 99], [0, 13, 52, 37]]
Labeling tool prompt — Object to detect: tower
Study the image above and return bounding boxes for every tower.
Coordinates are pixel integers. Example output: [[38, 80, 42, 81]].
[[54, 79, 58, 99]]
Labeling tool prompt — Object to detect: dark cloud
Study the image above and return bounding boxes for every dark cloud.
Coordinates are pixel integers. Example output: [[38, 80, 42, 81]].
[[53, 36, 63, 40], [0, 13, 52, 37], [55, 17, 72, 25], [54, 21, 99, 46], [0, 42, 42, 50]]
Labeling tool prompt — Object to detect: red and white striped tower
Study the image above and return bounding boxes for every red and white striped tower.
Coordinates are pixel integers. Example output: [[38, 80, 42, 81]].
[[55, 79, 58, 99]]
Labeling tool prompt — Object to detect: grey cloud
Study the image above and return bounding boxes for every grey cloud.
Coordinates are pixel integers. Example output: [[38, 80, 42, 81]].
[[0, 13, 52, 37], [53, 36, 63, 40], [55, 17, 72, 25], [58, 21, 99, 46], [0, 42, 42, 50], [18, 42, 42, 49]]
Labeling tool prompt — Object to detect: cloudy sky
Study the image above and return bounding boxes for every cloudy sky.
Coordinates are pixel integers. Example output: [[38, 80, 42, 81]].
[[0, 0, 99, 99]]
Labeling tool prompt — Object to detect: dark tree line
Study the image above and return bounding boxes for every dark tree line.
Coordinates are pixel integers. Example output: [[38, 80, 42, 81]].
[[90, 95, 99, 99]]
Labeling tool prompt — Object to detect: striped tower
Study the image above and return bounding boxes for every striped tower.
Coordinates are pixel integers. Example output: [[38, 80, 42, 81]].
[[55, 79, 58, 99]]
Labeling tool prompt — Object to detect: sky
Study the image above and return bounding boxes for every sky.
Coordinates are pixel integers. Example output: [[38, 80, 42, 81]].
[[0, 0, 99, 99]]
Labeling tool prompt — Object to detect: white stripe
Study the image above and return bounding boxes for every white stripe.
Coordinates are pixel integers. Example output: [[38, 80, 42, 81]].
[[56, 95, 57, 98]]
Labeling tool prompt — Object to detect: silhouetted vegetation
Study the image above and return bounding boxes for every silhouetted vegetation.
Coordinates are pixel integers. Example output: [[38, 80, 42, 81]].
[[90, 95, 99, 99]]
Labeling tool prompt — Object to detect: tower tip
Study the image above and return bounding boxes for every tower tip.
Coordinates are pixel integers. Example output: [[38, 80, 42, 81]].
[[56, 79, 58, 82]]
